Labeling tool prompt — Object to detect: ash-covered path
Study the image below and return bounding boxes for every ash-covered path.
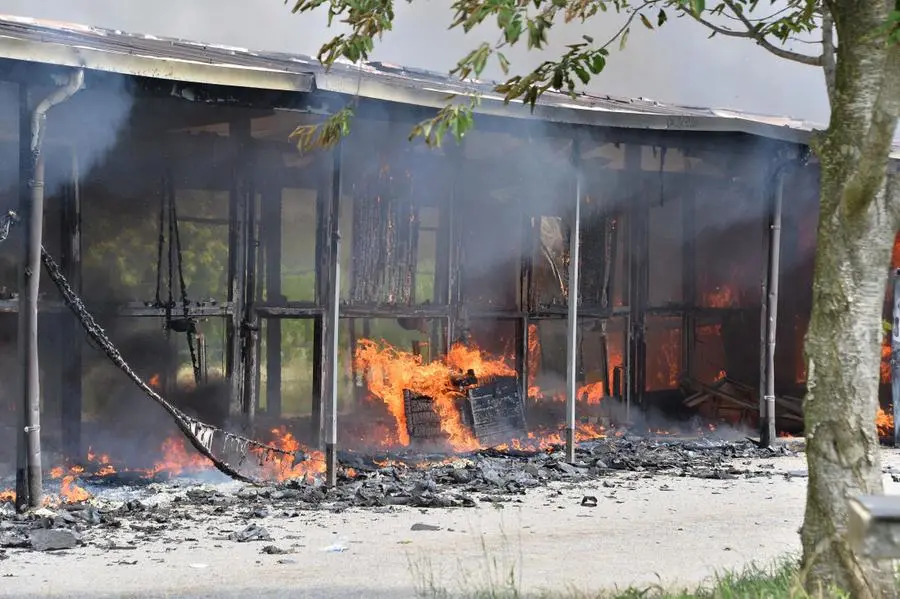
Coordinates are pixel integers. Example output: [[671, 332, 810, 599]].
[[6, 446, 897, 598]]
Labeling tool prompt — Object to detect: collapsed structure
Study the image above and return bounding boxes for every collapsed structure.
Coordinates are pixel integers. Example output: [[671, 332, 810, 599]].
[[0, 14, 896, 503]]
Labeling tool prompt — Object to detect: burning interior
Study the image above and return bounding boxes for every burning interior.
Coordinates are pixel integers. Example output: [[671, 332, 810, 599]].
[[0, 16, 865, 504]]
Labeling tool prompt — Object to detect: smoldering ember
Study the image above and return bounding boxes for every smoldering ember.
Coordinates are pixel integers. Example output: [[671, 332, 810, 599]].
[[0, 12, 897, 595]]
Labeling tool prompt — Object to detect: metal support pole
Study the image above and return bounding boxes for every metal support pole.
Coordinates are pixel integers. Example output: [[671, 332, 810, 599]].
[[324, 141, 343, 487], [565, 139, 582, 463], [16, 70, 83, 511], [891, 269, 900, 446], [761, 166, 785, 447]]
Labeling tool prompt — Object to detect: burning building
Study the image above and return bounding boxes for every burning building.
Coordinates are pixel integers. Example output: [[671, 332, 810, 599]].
[[0, 14, 895, 501]]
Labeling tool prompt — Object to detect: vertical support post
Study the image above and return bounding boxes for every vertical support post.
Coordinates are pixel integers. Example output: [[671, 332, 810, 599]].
[[433, 185, 450, 357], [312, 154, 333, 446], [446, 145, 462, 351], [892, 269, 900, 446], [324, 141, 344, 487], [60, 144, 82, 462], [565, 139, 582, 463], [226, 119, 251, 418], [681, 188, 695, 380], [519, 207, 534, 403], [757, 166, 771, 435], [14, 84, 30, 511], [761, 165, 785, 447], [625, 144, 647, 413], [17, 86, 46, 509], [241, 180, 260, 426], [263, 185, 283, 416]]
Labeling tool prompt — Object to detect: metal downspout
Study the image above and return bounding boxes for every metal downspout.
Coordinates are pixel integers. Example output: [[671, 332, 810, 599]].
[[16, 68, 84, 510]]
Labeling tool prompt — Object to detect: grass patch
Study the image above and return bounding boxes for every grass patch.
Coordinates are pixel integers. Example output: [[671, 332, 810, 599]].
[[411, 550, 850, 599]]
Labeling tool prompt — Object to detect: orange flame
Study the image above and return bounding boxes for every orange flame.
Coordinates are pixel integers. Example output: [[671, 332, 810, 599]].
[[149, 374, 161, 389], [577, 381, 605, 405], [150, 437, 212, 476], [0, 489, 14, 503], [256, 427, 325, 481], [878, 406, 894, 437], [495, 422, 606, 452], [50, 465, 91, 503], [354, 339, 515, 450], [703, 285, 736, 308], [527, 323, 541, 399]]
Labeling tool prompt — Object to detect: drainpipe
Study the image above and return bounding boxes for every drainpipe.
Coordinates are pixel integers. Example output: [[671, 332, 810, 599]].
[[15, 69, 84, 511], [760, 164, 785, 448], [759, 148, 808, 449]]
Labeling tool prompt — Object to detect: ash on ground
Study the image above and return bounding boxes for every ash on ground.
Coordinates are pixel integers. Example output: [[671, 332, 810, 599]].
[[0, 436, 800, 555]]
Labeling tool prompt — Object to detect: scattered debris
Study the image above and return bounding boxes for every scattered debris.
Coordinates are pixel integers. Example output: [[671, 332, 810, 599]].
[[228, 524, 272, 543], [29, 529, 79, 551], [0, 437, 799, 557]]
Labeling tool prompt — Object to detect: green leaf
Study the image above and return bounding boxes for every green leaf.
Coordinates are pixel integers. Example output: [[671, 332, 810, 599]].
[[552, 67, 564, 89], [639, 13, 653, 29], [657, 8, 667, 27], [619, 27, 630, 51], [689, 0, 705, 14], [573, 65, 590, 84], [497, 51, 511, 75]]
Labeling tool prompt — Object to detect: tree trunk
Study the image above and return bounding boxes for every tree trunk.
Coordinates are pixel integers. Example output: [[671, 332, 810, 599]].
[[801, 182, 896, 597], [801, 1, 900, 594]]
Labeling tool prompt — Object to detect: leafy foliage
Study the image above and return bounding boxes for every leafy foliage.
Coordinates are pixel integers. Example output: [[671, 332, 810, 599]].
[[282, 0, 859, 150]]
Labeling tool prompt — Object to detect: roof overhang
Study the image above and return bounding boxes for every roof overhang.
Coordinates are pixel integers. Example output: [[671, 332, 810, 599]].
[[0, 20, 314, 92]]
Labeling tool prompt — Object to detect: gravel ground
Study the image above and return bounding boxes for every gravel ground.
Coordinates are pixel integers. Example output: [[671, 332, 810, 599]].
[[4, 445, 896, 599]]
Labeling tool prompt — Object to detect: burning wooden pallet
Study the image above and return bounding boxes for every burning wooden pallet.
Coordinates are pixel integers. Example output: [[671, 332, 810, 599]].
[[465, 376, 528, 447], [402, 373, 527, 447], [403, 390, 449, 443]]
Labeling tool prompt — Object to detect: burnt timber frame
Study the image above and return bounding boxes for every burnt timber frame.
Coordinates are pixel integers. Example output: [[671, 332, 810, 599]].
[[0, 58, 819, 479]]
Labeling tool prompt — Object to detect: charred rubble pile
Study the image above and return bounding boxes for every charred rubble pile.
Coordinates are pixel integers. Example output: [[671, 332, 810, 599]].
[[0, 436, 800, 554]]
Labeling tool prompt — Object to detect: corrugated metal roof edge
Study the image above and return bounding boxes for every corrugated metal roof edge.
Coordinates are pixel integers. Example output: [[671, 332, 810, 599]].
[[0, 13, 895, 161]]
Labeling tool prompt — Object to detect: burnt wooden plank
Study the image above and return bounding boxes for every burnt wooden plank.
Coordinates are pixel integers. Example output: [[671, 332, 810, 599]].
[[403, 390, 448, 442], [466, 376, 527, 447]]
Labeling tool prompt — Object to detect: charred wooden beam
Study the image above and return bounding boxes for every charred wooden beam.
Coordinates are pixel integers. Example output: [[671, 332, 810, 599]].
[[446, 144, 463, 351], [240, 164, 261, 425], [59, 156, 82, 462], [625, 143, 648, 409], [262, 184, 283, 417], [226, 118, 251, 418], [681, 188, 696, 380], [312, 150, 340, 446]]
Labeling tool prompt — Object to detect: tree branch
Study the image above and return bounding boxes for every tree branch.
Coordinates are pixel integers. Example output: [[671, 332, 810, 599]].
[[691, 0, 823, 67]]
